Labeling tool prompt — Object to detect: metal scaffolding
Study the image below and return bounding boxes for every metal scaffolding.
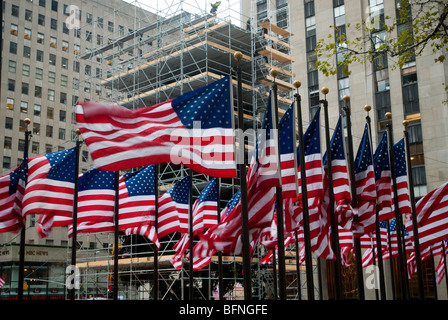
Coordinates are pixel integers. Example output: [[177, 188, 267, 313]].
[[72, 0, 314, 300]]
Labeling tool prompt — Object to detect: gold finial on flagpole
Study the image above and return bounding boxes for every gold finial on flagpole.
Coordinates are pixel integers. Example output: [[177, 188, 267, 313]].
[[364, 105, 371, 112], [24, 118, 31, 125], [385, 112, 392, 119], [234, 51, 243, 62], [342, 95, 350, 103], [403, 120, 409, 127], [321, 87, 329, 95], [293, 80, 301, 89]]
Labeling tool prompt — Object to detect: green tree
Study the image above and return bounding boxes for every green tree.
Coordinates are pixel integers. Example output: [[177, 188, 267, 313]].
[[315, 0, 448, 94]]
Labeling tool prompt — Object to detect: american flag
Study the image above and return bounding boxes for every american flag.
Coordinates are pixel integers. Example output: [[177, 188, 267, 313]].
[[278, 103, 297, 199], [322, 116, 352, 230], [0, 159, 27, 233], [0, 276, 5, 288], [352, 124, 376, 237], [76, 76, 236, 178], [119, 165, 158, 248], [407, 182, 448, 248], [392, 139, 411, 217], [192, 178, 218, 236], [22, 148, 76, 221], [298, 108, 333, 260], [373, 131, 393, 221], [171, 233, 190, 270], [70, 168, 116, 236], [157, 175, 190, 239]]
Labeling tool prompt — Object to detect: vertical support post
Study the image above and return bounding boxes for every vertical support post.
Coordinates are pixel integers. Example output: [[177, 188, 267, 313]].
[[153, 164, 159, 300], [69, 130, 82, 300], [270, 69, 286, 300], [217, 178, 224, 300], [320, 88, 343, 300], [189, 169, 194, 300], [364, 105, 387, 300], [385, 112, 409, 299], [293, 81, 315, 300], [342, 96, 365, 300], [18, 118, 31, 301], [234, 51, 252, 300], [403, 120, 424, 299], [113, 171, 120, 301]]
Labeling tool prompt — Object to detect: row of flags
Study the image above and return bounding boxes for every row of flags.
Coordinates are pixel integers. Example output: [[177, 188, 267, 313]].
[[1, 76, 448, 285]]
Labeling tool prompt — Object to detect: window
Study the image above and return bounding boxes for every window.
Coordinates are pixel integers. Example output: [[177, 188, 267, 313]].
[[20, 101, 28, 113], [8, 60, 17, 73], [50, 36, 57, 48], [97, 35, 103, 45], [73, 78, 79, 90], [10, 24, 18, 36], [48, 89, 55, 101], [48, 71, 55, 83], [21, 83, 29, 95], [35, 86, 42, 98], [22, 64, 30, 76], [49, 53, 56, 66], [39, 0, 46, 7], [38, 14, 45, 26], [34, 104, 42, 117], [58, 128, 66, 140], [3, 157, 11, 170], [84, 82, 91, 93], [4, 137, 12, 150], [86, 13, 93, 24], [51, 0, 58, 12], [85, 65, 91, 76], [6, 98, 14, 110], [73, 61, 80, 73], [62, 22, 69, 34], [36, 49, 44, 62], [59, 110, 66, 122], [46, 144, 53, 154], [19, 120, 26, 132], [33, 123, 40, 135], [375, 91, 391, 120], [25, 9, 32, 22], [36, 68, 43, 79], [37, 32, 44, 44], [86, 30, 92, 42], [32, 142, 39, 154], [61, 57, 68, 69], [60, 92, 67, 104], [62, 40, 69, 51], [47, 107, 54, 119], [8, 79, 15, 91], [97, 17, 103, 28], [5, 117, 13, 130], [51, 18, 57, 30], [74, 28, 81, 38], [19, 140, 25, 152], [10, 41, 17, 54], [46, 126, 53, 138], [61, 75, 68, 87], [108, 21, 114, 32], [12, 5, 19, 17], [24, 28, 32, 40], [23, 46, 31, 58]]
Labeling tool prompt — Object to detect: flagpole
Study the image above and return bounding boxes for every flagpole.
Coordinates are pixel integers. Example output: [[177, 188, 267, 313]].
[[217, 178, 224, 300], [188, 169, 194, 299], [113, 171, 120, 301], [294, 231, 302, 300], [320, 88, 343, 300], [293, 80, 315, 300], [17, 118, 31, 301], [154, 164, 159, 300], [342, 96, 365, 300], [69, 130, 82, 300], [364, 105, 387, 300], [384, 112, 409, 299], [270, 69, 287, 300], [234, 51, 252, 300], [402, 120, 424, 299]]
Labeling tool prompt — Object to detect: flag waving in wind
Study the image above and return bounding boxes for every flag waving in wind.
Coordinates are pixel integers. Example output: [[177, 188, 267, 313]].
[[76, 76, 236, 178], [119, 165, 158, 248], [22, 148, 76, 220], [373, 131, 393, 221], [279, 103, 297, 199], [0, 159, 28, 233]]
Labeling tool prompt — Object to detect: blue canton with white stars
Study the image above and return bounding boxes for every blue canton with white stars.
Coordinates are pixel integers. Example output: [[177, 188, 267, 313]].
[[168, 175, 191, 205], [198, 178, 218, 204], [373, 131, 390, 181], [9, 160, 27, 195], [279, 103, 294, 155], [123, 165, 155, 197], [393, 139, 407, 178], [354, 124, 373, 174], [297, 107, 321, 165], [171, 76, 232, 129], [323, 116, 345, 166], [79, 168, 116, 191], [224, 189, 241, 217], [46, 148, 77, 183]]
